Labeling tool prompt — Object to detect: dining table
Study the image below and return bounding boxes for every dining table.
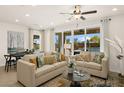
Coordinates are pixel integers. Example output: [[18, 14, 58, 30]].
[[4, 52, 26, 72], [9, 52, 26, 61]]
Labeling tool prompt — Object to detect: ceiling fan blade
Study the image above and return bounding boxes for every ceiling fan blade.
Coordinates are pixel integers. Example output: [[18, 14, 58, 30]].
[[80, 16, 86, 20], [59, 13, 73, 15], [81, 10, 97, 15]]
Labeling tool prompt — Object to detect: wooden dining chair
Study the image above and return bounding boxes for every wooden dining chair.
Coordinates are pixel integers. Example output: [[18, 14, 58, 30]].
[[4, 55, 16, 72]]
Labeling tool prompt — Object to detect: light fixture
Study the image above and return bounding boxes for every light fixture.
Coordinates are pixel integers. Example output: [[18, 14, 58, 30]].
[[74, 15, 81, 20], [112, 8, 118, 11], [15, 19, 19, 22], [25, 14, 30, 17]]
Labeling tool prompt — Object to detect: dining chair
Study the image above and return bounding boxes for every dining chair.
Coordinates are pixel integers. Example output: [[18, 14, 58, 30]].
[[4, 55, 16, 72]]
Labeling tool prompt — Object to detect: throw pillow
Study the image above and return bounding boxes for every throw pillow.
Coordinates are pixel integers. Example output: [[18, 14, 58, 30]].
[[99, 52, 105, 58], [75, 54, 84, 61], [93, 52, 105, 64], [61, 54, 66, 61], [30, 58, 37, 64], [30, 58, 37, 69], [36, 56, 44, 68], [51, 52, 61, 62], [80, 51, 91, 62], [44, 55, 57, 65]]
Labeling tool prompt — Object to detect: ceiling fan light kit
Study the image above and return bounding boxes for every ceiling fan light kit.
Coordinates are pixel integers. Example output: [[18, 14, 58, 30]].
[[60, 5, 97, 21]]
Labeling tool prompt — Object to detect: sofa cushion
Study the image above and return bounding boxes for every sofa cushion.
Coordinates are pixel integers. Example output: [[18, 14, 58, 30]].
[[79, 51, 91, 62], [76, 61, 102, 70], [35, 65, 55, 78], [52, 61, 66, 69], [90, 52, 96, 61]]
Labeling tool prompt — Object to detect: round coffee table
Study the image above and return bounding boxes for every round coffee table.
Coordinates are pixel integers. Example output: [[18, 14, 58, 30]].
[[62, 70, 90, 87]]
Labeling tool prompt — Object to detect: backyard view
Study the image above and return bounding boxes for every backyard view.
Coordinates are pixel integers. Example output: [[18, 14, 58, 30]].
[[86, 27, 100, 52], [55, 27, 100, 54]]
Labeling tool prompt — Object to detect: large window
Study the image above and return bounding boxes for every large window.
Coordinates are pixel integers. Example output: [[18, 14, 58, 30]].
[[86, 27, 100, 52], [54, 32, 62, 52], [54, 27, 100, 54], [74, 29, 85, 54], [64, 31, 72, 55]]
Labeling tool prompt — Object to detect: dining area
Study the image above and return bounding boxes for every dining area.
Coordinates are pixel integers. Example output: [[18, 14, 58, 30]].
[[4, 52, 26, 72], [3, 48, 41, 72]]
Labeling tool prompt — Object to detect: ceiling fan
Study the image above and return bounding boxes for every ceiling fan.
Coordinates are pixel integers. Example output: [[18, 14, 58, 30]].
[[60, 5, 97, 20]]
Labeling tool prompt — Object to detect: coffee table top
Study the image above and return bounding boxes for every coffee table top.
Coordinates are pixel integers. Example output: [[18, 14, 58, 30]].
[[62, 70, 90, 82]]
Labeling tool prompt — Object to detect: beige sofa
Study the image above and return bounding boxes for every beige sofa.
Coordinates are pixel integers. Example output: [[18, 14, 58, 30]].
[[75, 52, 108, 79], [17, 54, 67, 87]]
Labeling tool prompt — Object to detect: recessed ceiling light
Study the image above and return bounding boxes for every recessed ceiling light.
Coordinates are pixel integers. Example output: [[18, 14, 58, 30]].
[[25, 14, 30, 17], [15, 19, 19, 22], [112, 8, 118, 11]]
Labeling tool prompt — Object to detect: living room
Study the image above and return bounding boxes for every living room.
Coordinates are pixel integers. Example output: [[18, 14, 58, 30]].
[[0, 0, 124, 92]]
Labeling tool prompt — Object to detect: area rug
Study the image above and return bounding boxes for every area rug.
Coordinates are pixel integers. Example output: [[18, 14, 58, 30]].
[[41, 74, 124, 87], [1, 74, 124, 87]]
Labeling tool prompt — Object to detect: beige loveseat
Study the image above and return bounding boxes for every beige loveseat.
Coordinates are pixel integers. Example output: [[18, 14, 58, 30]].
[[17, 54, 67, 87], [75, 52, 108, 79]]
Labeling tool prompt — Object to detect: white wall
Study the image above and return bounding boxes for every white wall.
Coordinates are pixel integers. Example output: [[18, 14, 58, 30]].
[[0, 22, 29, 66], [108, 14, 124, 73]]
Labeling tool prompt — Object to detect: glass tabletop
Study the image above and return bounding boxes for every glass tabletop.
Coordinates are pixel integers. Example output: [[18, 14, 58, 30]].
[[62, 70, 90, 82]]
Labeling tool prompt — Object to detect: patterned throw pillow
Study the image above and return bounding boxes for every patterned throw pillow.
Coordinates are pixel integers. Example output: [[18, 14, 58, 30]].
[[93, 52, 105, 64], [36, 56, 44, 68], [51, 53, 61, 62], [80, 52, 91, 62], [75, 54, 84, 61], [44, 55, 57, 65], [30, 58, 37, 69]]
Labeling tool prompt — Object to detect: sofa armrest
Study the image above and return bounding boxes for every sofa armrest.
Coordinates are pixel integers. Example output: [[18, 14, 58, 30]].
[[101, 57, 108, 68], [17, 59, 36, 86], [101, 57, 109, 78]]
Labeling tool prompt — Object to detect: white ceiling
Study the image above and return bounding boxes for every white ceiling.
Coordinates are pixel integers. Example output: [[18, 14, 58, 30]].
[[0, 5, 124, 29]]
